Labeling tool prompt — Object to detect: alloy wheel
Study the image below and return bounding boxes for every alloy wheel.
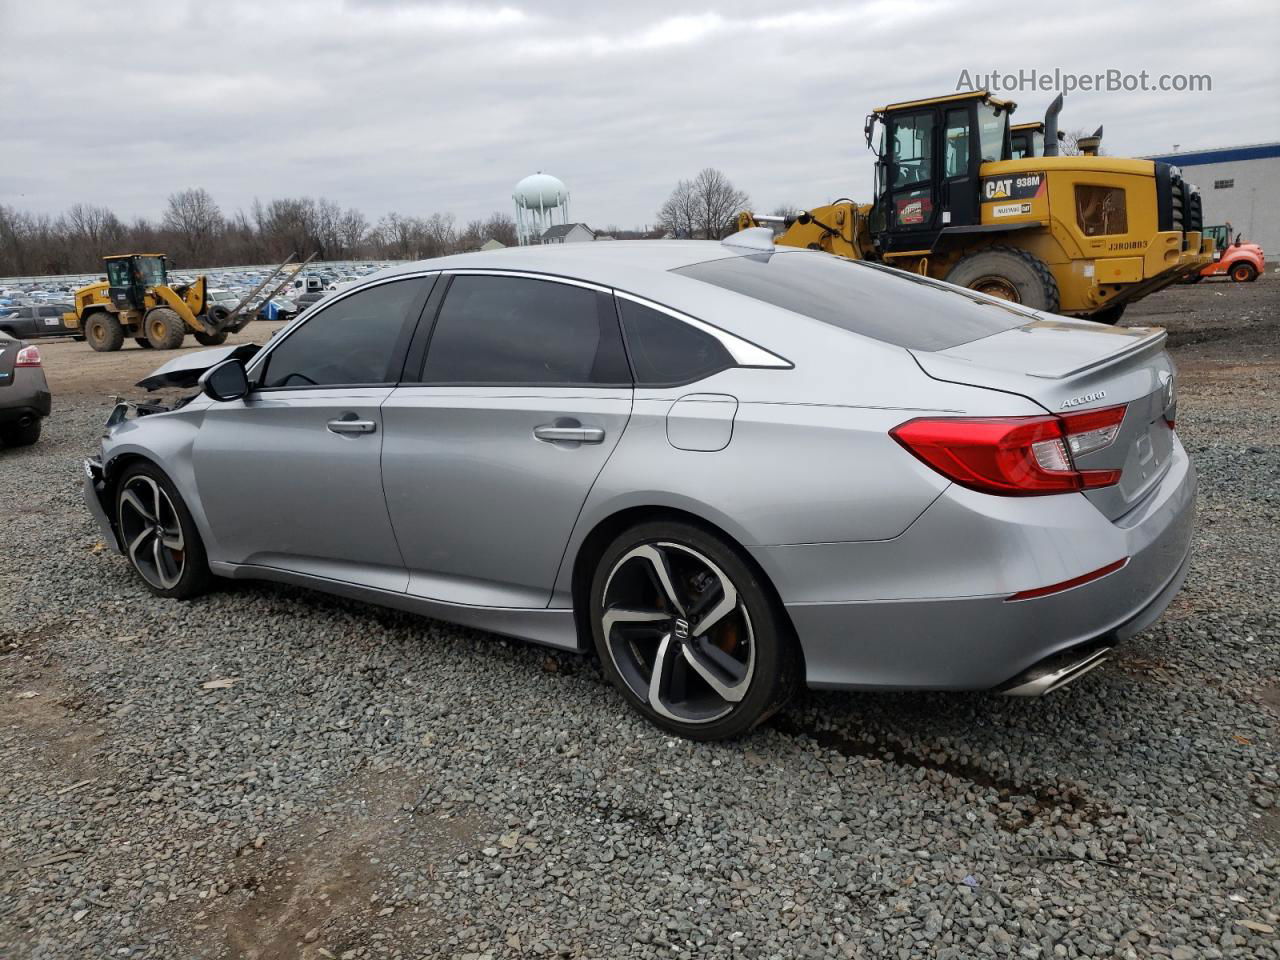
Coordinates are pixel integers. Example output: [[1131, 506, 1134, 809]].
[[118, 475, 186, 590], [601, 541, 755, 725]]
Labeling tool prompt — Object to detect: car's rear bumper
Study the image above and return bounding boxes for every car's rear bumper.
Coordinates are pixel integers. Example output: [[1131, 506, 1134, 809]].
[[83, 458, 121, 554], [751, 435, 1197, 691], [0, 388, 51, 424]]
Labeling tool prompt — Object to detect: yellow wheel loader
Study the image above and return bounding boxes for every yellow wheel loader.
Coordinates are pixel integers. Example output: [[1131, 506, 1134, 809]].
[[64, 254, 254, 352], [739, 90, 1211, 323]]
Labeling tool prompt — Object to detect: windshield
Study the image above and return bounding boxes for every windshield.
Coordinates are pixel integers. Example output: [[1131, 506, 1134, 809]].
[[977, 102, 1008, 162], [134, 257, 166, 287], [674, 251, 1030, 351]]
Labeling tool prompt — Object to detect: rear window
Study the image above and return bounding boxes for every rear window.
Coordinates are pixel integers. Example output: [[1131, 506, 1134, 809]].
[[673, 252, 1029, 351]]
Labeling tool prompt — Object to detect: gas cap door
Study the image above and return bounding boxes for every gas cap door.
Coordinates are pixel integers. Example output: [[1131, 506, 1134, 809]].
[[666, 394, 738, 452]]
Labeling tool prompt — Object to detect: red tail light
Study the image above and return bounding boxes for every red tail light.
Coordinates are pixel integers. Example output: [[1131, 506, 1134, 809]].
[[891, 405, 1126, 496], [15, 345, 41, 367]]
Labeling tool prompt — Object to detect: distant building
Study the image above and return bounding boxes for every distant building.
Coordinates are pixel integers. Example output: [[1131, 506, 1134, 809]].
[[1146, 142, 1280, 257], [479, 238, 506, 251], [540, 223, 596, 244]]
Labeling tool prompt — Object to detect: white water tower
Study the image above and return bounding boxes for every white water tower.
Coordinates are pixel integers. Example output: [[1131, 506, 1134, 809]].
[[514, 172, 570, 245]]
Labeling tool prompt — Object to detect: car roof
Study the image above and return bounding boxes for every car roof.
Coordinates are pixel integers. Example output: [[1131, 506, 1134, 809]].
[[378, 240, 747, 289]]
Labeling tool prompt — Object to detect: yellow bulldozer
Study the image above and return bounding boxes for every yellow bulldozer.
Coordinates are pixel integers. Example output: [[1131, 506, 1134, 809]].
[[739, 90, 1211, 323], [64, 253, 254, 351]]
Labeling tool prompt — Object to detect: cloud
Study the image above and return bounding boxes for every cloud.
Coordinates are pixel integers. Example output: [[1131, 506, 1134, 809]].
[[0, 0, 1275, 232]]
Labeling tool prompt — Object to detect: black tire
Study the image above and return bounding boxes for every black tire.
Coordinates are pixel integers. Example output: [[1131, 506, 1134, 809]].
[[588, 520, 798, 741], [945, 245, 1061, 312], [1230, 262, 1258, 283], [144, 307, 186, 349], [0, 419, 41, 447], [1091, 303, 1126, 325], [134, 337, 154, 349], [85, 312, 125, 352], [114, 461, 212, 599], [194, 330, 229, 346], [1179, 272, 1204, 284]]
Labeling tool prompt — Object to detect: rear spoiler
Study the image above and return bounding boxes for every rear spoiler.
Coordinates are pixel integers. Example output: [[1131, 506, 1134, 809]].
[[1026, 326, 1167, 380]]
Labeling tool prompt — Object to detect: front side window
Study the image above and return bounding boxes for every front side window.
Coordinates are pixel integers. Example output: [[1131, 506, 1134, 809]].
[[943, 108, 970, 178], [420, 275, 629, 385], [617, 298, 733, 386], [258, 278, 423, 388], [976, 102, 1007, 162], [890, 112, 933, 187]]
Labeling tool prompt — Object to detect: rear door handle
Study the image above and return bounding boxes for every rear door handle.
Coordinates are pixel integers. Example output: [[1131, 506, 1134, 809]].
[[327, 418, 377, 435], [534, 424, 605, 444]]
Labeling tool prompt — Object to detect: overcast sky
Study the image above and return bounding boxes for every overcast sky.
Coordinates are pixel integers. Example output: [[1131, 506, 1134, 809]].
[[2, 0, 1277, 231]]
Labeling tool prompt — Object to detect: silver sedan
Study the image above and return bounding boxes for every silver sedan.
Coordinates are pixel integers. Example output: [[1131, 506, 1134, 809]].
[[83, 232, 1196, 740]]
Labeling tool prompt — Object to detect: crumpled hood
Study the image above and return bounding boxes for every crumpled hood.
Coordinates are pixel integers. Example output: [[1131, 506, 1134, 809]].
[[136, 343, 259, 391]]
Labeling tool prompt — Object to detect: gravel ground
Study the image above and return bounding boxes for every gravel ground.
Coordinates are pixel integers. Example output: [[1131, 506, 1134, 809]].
[[1, 278, 1277, 960]]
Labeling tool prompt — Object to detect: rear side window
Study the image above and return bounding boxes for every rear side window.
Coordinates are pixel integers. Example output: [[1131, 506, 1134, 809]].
[[259, 278, 423, 388], [421, 275, 629, 385], [674, 252, 1028, 351], [617, 298, 733, 386]]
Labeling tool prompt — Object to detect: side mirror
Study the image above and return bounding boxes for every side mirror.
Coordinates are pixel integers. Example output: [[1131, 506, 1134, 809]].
[[201, 358, 249, 402]]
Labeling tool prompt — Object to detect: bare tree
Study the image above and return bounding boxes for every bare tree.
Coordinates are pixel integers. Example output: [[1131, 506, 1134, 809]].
[[657, 170, 749, 239], [66, 203, 124, 260], [162, 189, 223, 263], [691, 168, 750, 240], [338, 208, 368, 256], [657, 179, 697, 238], [482, 212, 517, 247], [254, 197, 319, 261]]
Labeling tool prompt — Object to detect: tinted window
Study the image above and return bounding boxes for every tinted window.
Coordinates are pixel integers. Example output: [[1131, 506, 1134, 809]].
[[618, 299, 733, 386], [39, 306, 61, 317], [421, 276, 628, 385], [674, 252, 1028, 351], [259, 278, 422, 388]]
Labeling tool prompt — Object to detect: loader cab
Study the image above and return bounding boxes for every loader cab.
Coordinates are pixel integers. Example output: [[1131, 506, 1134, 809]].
[[104, 254, 167, 311], [1010, 122, 1044, 159], [867, 90, 1013, 252], [1202, 224, 1236, 256]]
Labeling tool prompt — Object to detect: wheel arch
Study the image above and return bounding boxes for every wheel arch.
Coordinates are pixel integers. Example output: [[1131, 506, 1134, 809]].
[[566, 504, 803, 674]]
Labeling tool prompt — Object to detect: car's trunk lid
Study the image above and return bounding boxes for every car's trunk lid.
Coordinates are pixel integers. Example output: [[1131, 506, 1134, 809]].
[[911, 319, 1177, 521]]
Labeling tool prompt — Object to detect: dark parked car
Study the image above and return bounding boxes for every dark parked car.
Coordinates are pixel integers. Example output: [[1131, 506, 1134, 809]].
[[290, 290, 328, 314], [0, 304, 76, 339], [0, 332, 51, 447]]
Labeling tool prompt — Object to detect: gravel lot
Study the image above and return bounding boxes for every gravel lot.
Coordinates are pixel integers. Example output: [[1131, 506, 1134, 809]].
[[2, 278, 1277, 960]]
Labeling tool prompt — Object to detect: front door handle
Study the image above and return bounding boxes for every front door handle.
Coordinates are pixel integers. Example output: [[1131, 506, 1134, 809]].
[[327, 418, 377, 435], [534, 423, 605, 444]]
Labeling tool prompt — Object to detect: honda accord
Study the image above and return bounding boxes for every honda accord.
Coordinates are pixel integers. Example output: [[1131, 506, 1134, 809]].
[[83, 231, 1196, 740]]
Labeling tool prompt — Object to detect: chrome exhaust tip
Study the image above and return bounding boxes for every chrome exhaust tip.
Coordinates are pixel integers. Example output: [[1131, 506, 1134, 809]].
[[1000, 643, 1113, 697]]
